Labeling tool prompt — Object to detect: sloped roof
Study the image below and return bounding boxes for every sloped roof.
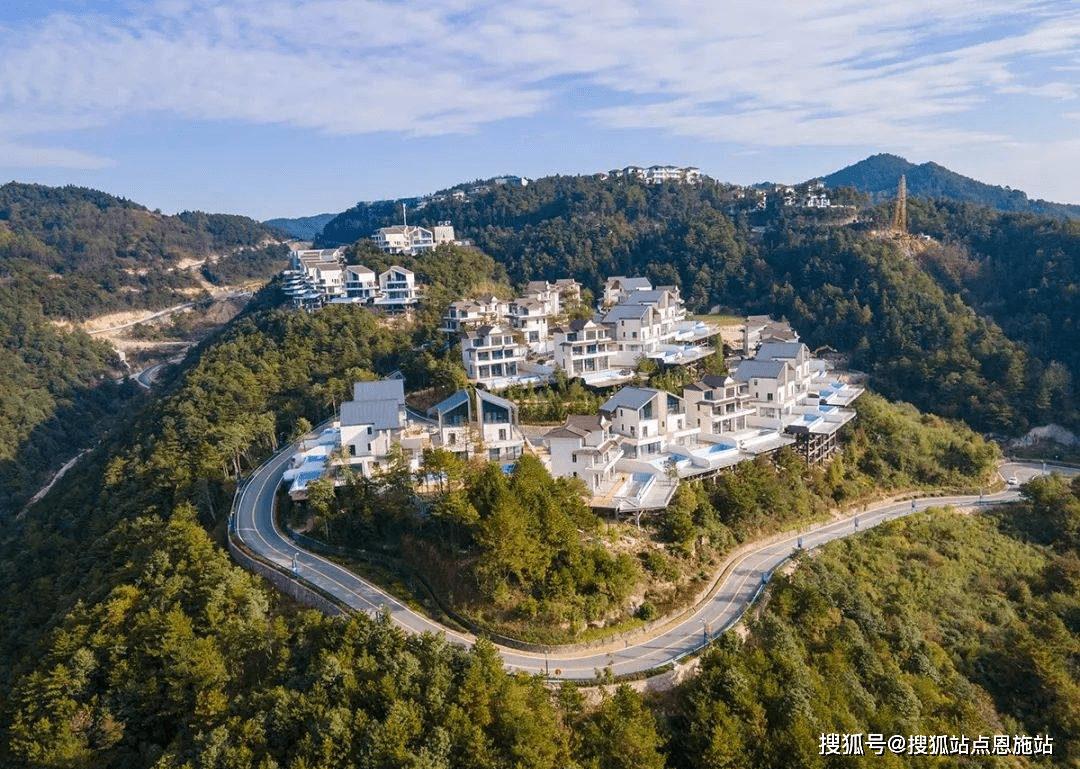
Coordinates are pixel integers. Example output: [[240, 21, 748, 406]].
[[352, 379, 405, 403], [429, 389, 470, 416], [603, 304, 652, 322], [340, 399, 403, 430], [756, 342, 807, 360], [685, 374, 732, 393], [476, 388, 518, 414], [601, 387, 657, 413], [624, 289, 663, 305], [565, 414, 605, 432], [464, 323, 509, 338], [606, 276, 652, 291], [733, 359, 790, 381]]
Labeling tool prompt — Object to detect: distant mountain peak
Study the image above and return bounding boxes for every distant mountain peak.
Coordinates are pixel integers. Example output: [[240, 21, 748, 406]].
[[820, 154, 1078, 219]]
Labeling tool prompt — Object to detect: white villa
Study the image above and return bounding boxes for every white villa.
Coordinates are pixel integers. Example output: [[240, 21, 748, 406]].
[[338, 379, 410, 477], [428, 388, 525, 464], [281, 249, 348, 306], [280, 249, 423, 312], [547, 414, 621, 495], [508, 297, 551, 354], [373, 219, 455, 256], [441, 296, 509, 334], [461, 324, 529, 387], [683, 374, 755, 438], [551, 319, 620, 382], [345, 265, 378, 301], [603, 276, 654, 306], [373, 267, 419, 312], [373, 225, 434, 255], [601, 387, 698, 461]]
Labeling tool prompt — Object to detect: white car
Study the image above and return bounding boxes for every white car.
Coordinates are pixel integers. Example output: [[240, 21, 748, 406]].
[[1007, 476, 1019, 486]]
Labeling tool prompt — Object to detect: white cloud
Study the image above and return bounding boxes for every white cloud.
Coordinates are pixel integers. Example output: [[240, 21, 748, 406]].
[[1, 0, 1079, 168], [0, 140, 109, 169]]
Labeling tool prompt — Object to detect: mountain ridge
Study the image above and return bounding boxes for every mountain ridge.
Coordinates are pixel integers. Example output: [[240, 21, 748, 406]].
[[820, 152, 1080, 218]]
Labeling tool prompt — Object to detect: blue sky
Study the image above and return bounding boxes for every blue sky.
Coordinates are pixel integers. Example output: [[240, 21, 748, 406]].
[[2, 0, 1079, 220]]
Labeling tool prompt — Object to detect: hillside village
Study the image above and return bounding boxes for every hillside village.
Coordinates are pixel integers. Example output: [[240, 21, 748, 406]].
[[279, 245, 863, 513]]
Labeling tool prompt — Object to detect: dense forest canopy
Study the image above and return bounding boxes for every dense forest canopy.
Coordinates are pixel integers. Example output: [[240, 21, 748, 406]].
[[670, 477, 1080, 768]]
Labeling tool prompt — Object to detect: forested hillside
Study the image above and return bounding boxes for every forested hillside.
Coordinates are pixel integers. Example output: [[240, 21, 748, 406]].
[[668, 476, 1080, 767], [0, 253, 669, 766], [318, 174, 1076, 434], [909, 199, 1080, 424], [0, 271, 1069, 766], [0, 183, 287, 519]]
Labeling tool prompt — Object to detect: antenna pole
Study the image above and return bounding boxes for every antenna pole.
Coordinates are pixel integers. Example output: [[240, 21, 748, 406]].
[[892, 174, 907, 235]]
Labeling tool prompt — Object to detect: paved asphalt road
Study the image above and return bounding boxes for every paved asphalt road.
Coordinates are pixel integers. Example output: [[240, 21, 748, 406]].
[[232, 455, 1069, 680], [135, 363, 168, 389]]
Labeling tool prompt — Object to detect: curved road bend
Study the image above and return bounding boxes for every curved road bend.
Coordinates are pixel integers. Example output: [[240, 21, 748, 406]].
[[233, 457, 1064, 679]]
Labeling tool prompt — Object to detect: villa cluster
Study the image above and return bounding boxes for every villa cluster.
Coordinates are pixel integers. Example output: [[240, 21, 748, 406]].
[[446, 276, 723, 389], [604, 166, 703, 184], [544, 339, 862, 511], [283, 378, 526, 499], [372, 221, 456, 256], [284, 310, 862, 514], [281, 248, 420, 312]]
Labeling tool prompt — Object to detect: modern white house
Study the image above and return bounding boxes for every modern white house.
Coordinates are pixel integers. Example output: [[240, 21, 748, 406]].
[[373, 266, 419, 311], [547, 414, 621, 494], [600, 387, 697, 460], [441, 295, 509, 334], [521, 281, 562, 316], [551, 319, 618, 380], [683, 375, 756, 437], [603, 276, 653, 306], [603, 303, 664, 367], [428, 388, 525, 463], [508, 297, 551, 354], [744, 315, 800, 355], [338, 379, 411, 477], [432, 221, 456, 245], [623, 287, 686, 338], [475, 389, 525, 463], [461, 324, 528, 387], [372, 225, 435, 255], [732, 358, 801, 426], [755, 342, 813, 389], [732, 343, 862, 463], [345, 265, 378, 301]]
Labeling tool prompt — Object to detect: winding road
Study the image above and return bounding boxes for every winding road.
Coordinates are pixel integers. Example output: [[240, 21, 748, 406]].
[[231, 454, 1065, 679]]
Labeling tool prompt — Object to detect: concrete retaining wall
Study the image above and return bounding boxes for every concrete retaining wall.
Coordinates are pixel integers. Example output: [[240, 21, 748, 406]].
[[228, 537, 345, 617]]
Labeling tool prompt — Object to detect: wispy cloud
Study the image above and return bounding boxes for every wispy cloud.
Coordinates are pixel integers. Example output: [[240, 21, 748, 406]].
[[1, 0, 1079, 167]]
